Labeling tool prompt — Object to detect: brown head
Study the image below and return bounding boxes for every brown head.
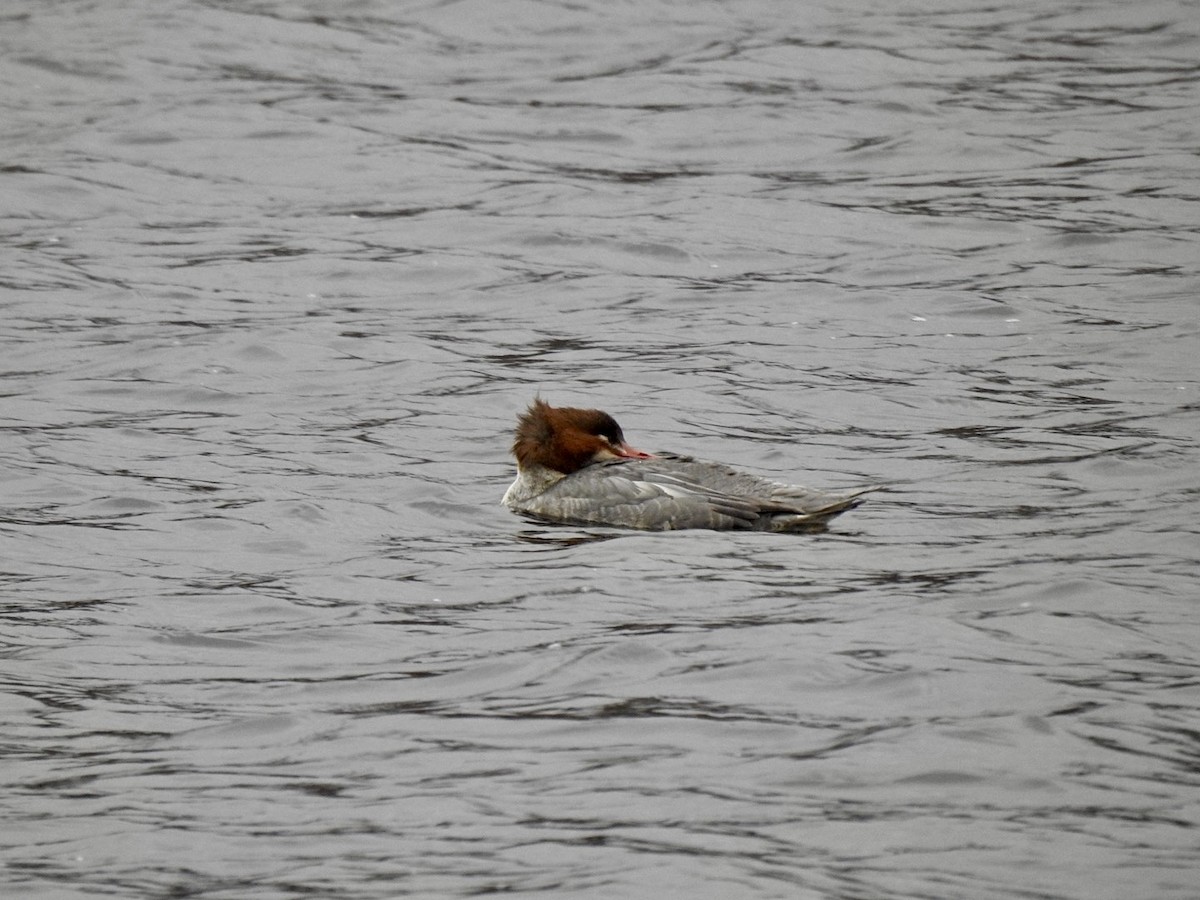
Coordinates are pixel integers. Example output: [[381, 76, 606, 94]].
[[511, 398, 654, 474]]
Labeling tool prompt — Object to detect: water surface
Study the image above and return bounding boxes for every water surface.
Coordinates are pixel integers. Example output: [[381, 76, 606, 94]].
[[3, 1, 1199, 898]]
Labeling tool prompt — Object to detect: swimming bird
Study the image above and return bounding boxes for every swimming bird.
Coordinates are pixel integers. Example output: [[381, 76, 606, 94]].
[[502, 398, 874, 531]]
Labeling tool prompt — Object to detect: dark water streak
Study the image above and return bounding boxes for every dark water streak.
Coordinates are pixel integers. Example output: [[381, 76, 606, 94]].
[[3, 1, 1200, 899]]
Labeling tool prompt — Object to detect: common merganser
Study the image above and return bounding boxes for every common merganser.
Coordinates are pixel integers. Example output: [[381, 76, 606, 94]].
[[502, 399, 875, 532]]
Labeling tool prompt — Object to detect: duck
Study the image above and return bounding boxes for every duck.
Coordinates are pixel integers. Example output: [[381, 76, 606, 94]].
[[501, 398, 875, 532]]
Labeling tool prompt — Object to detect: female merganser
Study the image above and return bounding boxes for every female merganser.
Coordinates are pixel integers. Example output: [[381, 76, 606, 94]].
[[502, 398, 875, 532]]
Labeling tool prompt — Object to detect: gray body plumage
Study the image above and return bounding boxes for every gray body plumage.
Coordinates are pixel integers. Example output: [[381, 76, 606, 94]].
[[503, 452, 873, 532]]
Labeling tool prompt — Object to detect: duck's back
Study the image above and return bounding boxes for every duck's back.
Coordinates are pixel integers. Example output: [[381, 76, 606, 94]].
[[519, 453, 873, 532]]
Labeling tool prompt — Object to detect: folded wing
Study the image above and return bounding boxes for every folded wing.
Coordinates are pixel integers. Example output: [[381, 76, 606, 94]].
[[521, 453, 875, 532]]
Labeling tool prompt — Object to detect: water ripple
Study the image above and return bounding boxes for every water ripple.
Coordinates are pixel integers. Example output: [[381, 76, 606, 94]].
[[3, 1, 1199, 898]]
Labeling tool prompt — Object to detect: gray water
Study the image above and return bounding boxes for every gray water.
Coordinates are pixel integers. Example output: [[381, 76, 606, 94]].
[[3, 1, 1199, 898]]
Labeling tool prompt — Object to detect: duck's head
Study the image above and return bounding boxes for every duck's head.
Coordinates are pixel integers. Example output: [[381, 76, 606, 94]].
[[511, 398, 654, 474]]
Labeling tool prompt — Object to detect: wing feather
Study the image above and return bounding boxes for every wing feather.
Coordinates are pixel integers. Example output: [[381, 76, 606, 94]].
[[514, 453, 876, 531]]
